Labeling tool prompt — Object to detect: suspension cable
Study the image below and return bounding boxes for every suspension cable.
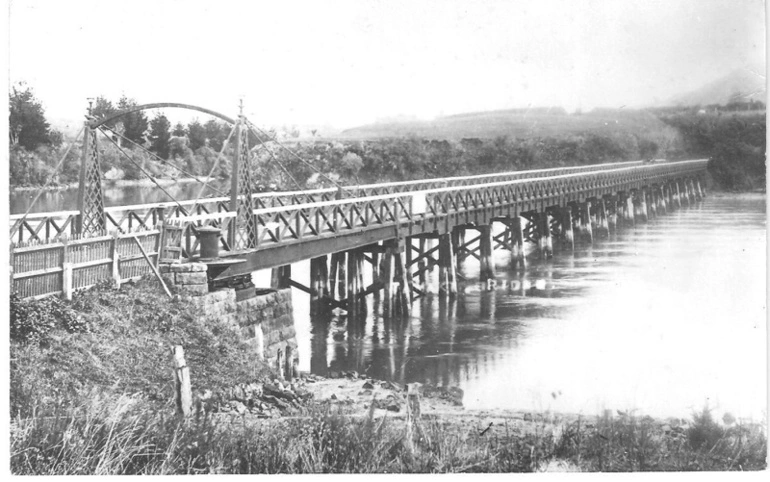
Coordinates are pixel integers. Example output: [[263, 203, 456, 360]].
[[11, 125, 86, 236], [99, 123, 227, 196], [246, 119, 343, 188], [97, 128, 188, 211]]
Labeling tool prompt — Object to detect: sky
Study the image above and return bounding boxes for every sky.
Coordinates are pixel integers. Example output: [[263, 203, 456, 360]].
[[7, 0, 767, 129]]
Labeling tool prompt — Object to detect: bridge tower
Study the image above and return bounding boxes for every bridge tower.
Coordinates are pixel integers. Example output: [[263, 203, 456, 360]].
[[76, 101, 106, 235], [228, 102, 258, 250]]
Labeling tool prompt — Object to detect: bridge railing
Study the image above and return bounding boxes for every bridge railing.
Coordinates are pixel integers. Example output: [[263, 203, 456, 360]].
[[93, 159, 712, 257], [8, 160, 649, 243], [10, 159, 708, 296]]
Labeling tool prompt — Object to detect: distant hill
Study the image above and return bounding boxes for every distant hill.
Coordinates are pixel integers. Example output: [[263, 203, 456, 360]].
[[337, 107, 675, 141], [670, 67, 766, 107]]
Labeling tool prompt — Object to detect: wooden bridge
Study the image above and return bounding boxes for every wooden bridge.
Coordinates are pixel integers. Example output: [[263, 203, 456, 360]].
[[9, 102, 709, 315]]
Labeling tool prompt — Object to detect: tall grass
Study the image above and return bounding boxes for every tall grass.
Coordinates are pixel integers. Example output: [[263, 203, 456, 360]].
[[12, 396, 765, 474]]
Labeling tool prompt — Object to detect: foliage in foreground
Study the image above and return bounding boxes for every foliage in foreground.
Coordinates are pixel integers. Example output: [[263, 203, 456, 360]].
[[10, 279, 272, 419], [10, 397, 766, 475]]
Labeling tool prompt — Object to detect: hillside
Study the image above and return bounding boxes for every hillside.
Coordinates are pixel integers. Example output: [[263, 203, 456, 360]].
[[337, 107, 677, 141], [670, 67, 766, 107]]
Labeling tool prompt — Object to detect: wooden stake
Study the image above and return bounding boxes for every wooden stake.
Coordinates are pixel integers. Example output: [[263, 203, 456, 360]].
[[111, 231, 121, 289], [172, 345, 193, 417]]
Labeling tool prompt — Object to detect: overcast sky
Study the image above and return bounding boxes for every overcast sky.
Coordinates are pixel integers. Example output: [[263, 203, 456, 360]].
[[8, 0, 766, 128]]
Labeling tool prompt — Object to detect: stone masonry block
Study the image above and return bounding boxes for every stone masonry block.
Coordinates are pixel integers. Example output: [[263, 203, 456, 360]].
[[181, 284, 209, 295], [168, 262, 208, 273], [175, 272, 208, 285]]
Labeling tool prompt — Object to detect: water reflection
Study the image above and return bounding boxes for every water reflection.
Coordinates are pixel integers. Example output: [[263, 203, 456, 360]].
[[297, 196, 766, 420]]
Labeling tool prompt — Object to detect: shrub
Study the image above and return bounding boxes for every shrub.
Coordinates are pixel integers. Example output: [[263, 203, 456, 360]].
[[687, 406, 725, 450], [10, 293, 94, 345]]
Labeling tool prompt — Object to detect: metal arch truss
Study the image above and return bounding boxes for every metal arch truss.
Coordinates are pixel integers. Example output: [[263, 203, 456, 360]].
[[76, 126, 106, 235], [229, 117, 258, 250]]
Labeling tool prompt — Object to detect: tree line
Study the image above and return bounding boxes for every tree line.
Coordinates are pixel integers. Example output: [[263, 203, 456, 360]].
[[9, 83, 766, 192]]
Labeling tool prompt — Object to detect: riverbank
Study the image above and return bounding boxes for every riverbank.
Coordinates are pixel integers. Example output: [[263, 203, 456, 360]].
[[9, 276, 767, 474], [11, 370, 767, 474]]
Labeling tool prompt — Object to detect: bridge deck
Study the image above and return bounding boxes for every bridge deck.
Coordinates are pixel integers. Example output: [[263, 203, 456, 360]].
[[209, 159, 707, 278]]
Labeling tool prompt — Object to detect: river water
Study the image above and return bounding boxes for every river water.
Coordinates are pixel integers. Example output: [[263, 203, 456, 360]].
[[13, 187, 765, 420], [283, 195, 766, 421], [9, 182, 227, 214]]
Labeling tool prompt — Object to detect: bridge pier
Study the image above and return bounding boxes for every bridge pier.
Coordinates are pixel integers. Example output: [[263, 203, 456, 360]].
[[576, 201, 593, 243], [438, 233, 458, 296], [331, 252, 347, 300], [621, 192, 635, 227], [674, 181, 683, 208], [271, 264, 291, 289], [559, 208, 575, 251], [604, 195, 618, 234], [346, 249, 367, 319], [636, 189, 649, 223], [648, 188, 658, 218], [593, 198, 610, 238], [310, 255, 330, 313], [479, 224, 497, 279], [381, 238, 411, 318]]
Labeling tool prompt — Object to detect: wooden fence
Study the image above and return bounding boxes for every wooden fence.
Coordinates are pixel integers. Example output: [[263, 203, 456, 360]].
[[10, 228, 168, 300]]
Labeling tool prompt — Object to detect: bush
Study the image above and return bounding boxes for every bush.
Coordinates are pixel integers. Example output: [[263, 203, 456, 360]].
[[10, 293, 93, 345], [687, 406, 725, 450]]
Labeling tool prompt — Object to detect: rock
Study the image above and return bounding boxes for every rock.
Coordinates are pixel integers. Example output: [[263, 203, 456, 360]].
[[345, 371, 359, 379], [231, 401, 248, 415], [264, 384, 297, 401], [262, 394, 289, 409], [295, 388, 313, 400], [331, 394, 338, 400], [386, 402, 401, 412], [329, 371, 340, 379], [362, 381, 374, 390], [436, 386, 464, 406], [358, 390, 373, 397]]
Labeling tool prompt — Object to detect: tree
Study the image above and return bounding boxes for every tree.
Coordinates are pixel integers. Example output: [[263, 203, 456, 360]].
[[172, 122, 186, 137], [117, 95, 148, 145], [91, 96, 117, 124], [204, 119, 227, 152], [9, 82, 54, 150], [149, 113, 172, 159], [187, 119, 206, 151]]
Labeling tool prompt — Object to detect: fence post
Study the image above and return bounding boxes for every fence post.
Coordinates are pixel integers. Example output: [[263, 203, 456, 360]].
[[9, 244, 15, 295], [172, 345, 193, 417], [153, 223, 163, 268], [111, 231, 121, 289], [62, 237, 73, 300]]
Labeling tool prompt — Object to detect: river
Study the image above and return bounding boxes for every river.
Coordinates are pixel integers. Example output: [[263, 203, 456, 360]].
[[12, 187, 766, 421], [9, 181, 228, 214], [281, 194, 766, 421]]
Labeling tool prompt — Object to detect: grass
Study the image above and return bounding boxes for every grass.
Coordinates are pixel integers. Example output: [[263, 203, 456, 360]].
[[10, 395, 767, 474], [10, 278, 273, 419]]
